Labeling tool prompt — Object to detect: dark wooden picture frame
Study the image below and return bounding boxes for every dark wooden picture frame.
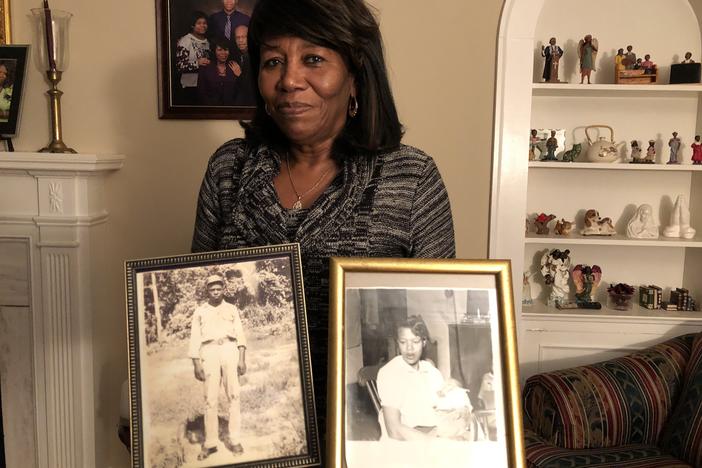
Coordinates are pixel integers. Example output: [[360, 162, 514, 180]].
[[0, 45, 28, 137], [126, 244, 320, 468], [156, 0, 258, 119]]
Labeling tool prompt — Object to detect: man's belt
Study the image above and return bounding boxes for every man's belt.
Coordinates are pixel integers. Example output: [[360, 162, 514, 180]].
[[203, 337, 235, 345]]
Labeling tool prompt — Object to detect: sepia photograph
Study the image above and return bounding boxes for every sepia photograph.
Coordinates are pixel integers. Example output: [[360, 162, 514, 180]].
[[328, 258, 524, 468], [157, 0, 258, 119], [126, 245, 320, 468]]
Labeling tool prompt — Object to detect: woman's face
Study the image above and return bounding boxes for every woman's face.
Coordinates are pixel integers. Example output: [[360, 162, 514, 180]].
[[192, 18, 207, 35], [397, 327, 424, 368], [258, 36, 355, 148], [640, 206, 652, 222], [215, 46, 229, 63], [0, 65, 7, 85]]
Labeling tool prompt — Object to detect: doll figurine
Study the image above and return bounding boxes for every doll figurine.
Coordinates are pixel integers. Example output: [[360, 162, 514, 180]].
[[692, 135, 702, 164], [522, 271, 534, 306], [641, 54, 656, 74], [629, 140, 643, 163], [542, 37, 563, 83], [668, 132, 681, 164], [663, 194, 697, 239], [623, 45, 637, 69], [682, 51, 695, 64], [578, 35, 598, 84], [626, 204, 659, 239], [540, 249, 571, 306], [529, 129, 541, 161], [534, 213, 556, 234], [571, 264, 602, 307], [645, 140, 656, 163], [614, 48, 625, 76], [542, 130, 559, 160]]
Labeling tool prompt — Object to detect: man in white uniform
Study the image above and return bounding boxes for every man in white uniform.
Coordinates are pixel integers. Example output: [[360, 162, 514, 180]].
[[189, 274, 247, 460]]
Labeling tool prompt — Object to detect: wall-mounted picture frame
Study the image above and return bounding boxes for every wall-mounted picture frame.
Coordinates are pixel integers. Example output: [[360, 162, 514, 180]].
[[328, 258, 525, 468], [125, 244, 320, 468], [0, 0, 11, 45], [0, 45, 28, 138], [156, 0, 258, 119]]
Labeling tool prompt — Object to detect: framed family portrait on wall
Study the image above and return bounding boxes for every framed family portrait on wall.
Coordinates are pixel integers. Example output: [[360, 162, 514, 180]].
[[0, 45, 28, 138], [328, 258, 525, 468], [125, 244, 320, 468], [156, 0, 258, 119]]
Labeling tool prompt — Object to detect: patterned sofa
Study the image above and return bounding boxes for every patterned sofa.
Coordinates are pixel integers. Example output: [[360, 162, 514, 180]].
[[522, 333, 702, 468]]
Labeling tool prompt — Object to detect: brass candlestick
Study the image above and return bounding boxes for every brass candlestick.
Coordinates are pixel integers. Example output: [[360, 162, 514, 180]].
[[40, 69, 75, 153]]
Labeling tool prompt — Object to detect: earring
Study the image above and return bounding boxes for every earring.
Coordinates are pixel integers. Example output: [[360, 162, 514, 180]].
[[264, 103, 271, 116], [348, 96, 358, 118]]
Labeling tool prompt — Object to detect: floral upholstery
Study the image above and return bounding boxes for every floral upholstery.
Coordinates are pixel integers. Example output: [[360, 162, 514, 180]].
[[524, 334, 698, 467]]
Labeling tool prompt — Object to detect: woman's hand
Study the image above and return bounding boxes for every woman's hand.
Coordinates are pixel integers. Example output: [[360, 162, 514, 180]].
[[198, 57, 211, 67], [228, 61, 242, 77]]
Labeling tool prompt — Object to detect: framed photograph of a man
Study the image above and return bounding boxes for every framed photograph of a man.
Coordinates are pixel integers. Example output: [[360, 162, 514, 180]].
[[125, 244, 320, 467], [328, 258, 525, 468], [156, 0, 258, 119]]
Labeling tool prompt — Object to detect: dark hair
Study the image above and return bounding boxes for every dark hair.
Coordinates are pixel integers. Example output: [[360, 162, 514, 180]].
[[212, 37, 231, 52], [0, 61, 14, 88], [190, 11, 207, 30], [395, 315, 430, 341], [242, 0, 403, 154]]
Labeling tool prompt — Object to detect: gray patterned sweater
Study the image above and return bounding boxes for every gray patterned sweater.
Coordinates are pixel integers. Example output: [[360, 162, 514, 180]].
[[192, 138, 455, 432]]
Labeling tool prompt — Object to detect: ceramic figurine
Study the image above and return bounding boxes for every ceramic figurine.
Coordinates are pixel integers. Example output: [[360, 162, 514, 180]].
[[626, 204, 659, 239], [540, 249, 571, 306], [629, 140, 643, 163], [571, 264, 602, 306], [529, 129, 541, 161], [645, 140, 656, 163], [534, 213, 556, 234], [542, 37, 563, 83], [522, 271, 534, 306], [634, 58, 643, 70], [691, 135, 702, 164], [561, 143, 582, 162], [554, 218, 574, 236], [581, 209, 616, 236], [614, 48, 625, 75], [668, 132, 681, 164], [542, 130, 559, 161], [623, 45, 637, 69], [578, 35, 598, 84], [663, 194, 697, 239], [682, 51, 696, 64], [641, 54, 655, 74]]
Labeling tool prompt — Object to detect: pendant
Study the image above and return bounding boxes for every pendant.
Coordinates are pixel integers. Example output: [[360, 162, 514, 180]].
[[292, 198, 303, 210]]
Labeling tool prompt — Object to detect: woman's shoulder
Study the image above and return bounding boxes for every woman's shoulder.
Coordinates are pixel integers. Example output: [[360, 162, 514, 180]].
[[205, 138, 254, 173], [372, 144, 442, 180]]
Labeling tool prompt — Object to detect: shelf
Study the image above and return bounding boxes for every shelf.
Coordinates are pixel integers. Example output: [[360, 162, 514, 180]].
[[532, 83, 702, 95], [522, 301, 702, 322], [528, 161, 702, 171], [525, 232, 702, 248]]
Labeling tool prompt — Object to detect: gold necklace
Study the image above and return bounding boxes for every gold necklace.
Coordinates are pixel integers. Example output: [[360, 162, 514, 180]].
[[285, 153, 333, 210]]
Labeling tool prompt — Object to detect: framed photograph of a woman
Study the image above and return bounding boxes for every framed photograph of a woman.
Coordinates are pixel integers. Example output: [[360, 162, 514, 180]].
[[328, 258, 525, 468], [0, 45, 28, 137], [156, 0, 258, 119]]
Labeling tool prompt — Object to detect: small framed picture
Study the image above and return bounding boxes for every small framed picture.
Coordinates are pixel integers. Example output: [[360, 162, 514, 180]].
[[126, 244, 320, 468], [0, 45, 28, 137], [328, 258, 525, 468], [156, 0, 259, 119]]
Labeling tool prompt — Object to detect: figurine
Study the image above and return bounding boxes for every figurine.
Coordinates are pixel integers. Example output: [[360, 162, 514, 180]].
[[541, 130, 559, 161], [626, 204, 659, 239], [554, 218, 574, 236], [534, 213, 556, 234], [634, 58, 643, 70], [691, 135, 702, 164], [529, 129, 541, 161], [629, 140, 643, 163], [641, 54, 656, 74], [542, 37, 563, 83], [663, 194, 696, 239], [571, 264, 602, 307], [624, 45, 637, 69], [578, 35, 598, 84], [614, 48, 625, 76], [668, 132, 681, 164], [561, 143, 582, 162], [540, 249, 571, 306], [522, 271, 534, 306], [581, 209, 616, 236], [682, 51, 696, 64], [645, 140, 656, 163]]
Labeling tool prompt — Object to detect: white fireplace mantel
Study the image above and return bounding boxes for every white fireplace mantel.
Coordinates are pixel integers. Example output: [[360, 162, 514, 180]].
[[0, 151, 124, 468]]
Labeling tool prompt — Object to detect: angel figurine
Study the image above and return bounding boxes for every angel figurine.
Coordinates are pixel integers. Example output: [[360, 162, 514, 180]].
[[578, 34, 598, 84], [540, 249, 571, 306], [571, 264, 602, 307]]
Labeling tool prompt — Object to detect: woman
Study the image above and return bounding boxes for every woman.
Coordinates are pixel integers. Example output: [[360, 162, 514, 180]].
[[175, 11, 211, 105], [197, 38, 240, 106], [578, 34, 598, 84], [626, 204, 658, 239], [376, 316, 472, 441], [191, 0, 455, 437]]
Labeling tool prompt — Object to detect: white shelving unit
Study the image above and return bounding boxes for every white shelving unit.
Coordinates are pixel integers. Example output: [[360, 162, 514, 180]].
[[492, 0, 702, 380]]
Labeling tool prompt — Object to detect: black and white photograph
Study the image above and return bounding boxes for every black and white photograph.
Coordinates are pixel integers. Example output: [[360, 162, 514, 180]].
[[328, 258, 523, 468], [126, 245, 320, 468], [157, 0, 258, 119]]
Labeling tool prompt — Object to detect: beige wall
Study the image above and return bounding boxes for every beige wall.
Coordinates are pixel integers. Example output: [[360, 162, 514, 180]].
[[10, 0, 502, 466]]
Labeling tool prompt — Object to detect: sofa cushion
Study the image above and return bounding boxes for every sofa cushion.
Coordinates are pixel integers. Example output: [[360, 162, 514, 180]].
[[660, 333, 702, 466], [523, 334, 694, 450]]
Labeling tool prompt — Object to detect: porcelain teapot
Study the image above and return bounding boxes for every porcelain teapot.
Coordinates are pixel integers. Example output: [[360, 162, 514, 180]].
[[585, 125, 625, 163]]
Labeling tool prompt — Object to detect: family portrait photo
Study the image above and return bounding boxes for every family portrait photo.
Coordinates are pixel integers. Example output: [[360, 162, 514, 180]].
[[0, 45, 28, 137], [126, 246, 320, 468], [157, 0, 258, 119]]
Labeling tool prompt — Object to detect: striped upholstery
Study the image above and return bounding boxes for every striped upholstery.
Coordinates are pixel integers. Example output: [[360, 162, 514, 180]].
[[661, 333, 702, 466], [524, 334, 698, 468]]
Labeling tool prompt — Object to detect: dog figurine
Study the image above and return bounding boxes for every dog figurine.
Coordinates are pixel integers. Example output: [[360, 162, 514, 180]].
[[554, 218, 574, 236], [580, 209, 616, 236], [561, 143, 582, 162]]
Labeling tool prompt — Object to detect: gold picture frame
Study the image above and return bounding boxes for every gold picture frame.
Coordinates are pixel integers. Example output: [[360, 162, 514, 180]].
[[328, 257, 525, 468], [0, 0, 10, 45]]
